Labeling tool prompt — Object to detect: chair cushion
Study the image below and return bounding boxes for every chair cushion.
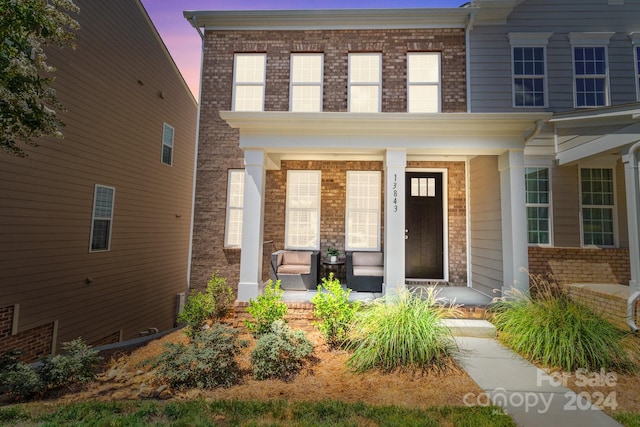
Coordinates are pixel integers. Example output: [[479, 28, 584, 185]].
[[278, 264, 311, 275], [353, 265, 384, 277], [282, 250, 312, 265], [352, 251, 383, 267]]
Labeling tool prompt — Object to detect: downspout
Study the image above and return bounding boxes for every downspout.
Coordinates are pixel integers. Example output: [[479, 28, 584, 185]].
[[185, 16, 205, 293], [623, 141, 640, 332], [465, 11, 476, 112], [524, 119, 544, 145]]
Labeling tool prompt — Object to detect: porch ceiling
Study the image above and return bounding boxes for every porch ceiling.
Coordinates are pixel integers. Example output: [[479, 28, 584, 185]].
[[219, 111, 551, 162]]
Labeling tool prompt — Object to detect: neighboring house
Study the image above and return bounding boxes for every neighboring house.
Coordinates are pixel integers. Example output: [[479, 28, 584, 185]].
[[468, 0, 640, 328], [184, 6, 548, 303], [0, 0, 197, 361]]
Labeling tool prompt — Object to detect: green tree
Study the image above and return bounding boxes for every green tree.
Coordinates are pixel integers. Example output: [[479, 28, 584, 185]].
[[1, 0, 79, 156]]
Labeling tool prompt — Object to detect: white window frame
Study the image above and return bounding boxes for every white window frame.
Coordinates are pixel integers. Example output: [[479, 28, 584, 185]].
[[285, 170, 321, 250], [224, 169, 245, 248], [89, 184, 115, 252], [407, 52, 441, 113], [345, 171, 381, 251], [525, 166, 553, 246], [508, 33, 551, 108], [569, 33, 614, 108], [579, 164, 617, 248], [289, 53, 323, 112], [232, 53, 266, 112], [348, 53, 382, 113], [632, 33, 640, 101], [161, 123, 174, 166]]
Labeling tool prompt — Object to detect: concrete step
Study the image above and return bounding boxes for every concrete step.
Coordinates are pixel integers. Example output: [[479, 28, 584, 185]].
[[441, 318, 496, 338]]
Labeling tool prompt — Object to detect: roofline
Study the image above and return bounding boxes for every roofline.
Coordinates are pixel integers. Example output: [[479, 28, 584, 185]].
[[183, 8, 473, 31]]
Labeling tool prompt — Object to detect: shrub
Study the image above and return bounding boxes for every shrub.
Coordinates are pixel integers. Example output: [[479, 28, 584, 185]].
[[149, 323, 247, 390], [245, 280, 288, 337], [0, 350, 43, 400], [39, 338, 101, 389], [490, 275, 635, 372], [311, 273, 359, 349], [179, 272, 234, 338], [347, 288, 459, 373], [251, 320, 314, 381]]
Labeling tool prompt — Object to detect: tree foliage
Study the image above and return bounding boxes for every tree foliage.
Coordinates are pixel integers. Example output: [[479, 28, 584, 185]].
[[0, 0, 79, 156]]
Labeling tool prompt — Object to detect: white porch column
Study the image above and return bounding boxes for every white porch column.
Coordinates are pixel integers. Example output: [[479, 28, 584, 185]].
[[498, 150, 529, 294], [237, 149, 266, 302], [384, 149, 407, 295], [622, 147, 640, 290]]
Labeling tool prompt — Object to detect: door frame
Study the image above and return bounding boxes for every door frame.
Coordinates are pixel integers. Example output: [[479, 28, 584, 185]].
[[405, 168, 449, 282]]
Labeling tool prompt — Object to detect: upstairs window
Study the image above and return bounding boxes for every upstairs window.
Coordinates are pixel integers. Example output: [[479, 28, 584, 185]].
[[525, 167, 550, 244], [233, 53, 266, 111], [290, 54, 323, 112], [573, 47, 608, 107], [225, 170, 245, 248], [161, 123, 174, 166], [348, 53, 381, 112], [513, 47, 546, 107], [286, 170, 321, 249], [90, 185, 115, 252], [635, 46, 640, 101], [581, 168, 615, 246], [346, 171, 381, 250], [407, 52, 440, 113]]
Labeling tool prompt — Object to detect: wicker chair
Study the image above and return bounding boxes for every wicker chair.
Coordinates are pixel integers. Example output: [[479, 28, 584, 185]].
[[270, 250, 320, 291]]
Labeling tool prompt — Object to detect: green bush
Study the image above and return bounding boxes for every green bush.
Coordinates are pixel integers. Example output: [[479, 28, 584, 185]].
[[245, 280, 288, 337], [0, 350, 43, 400], [347, 288, 459, 373], [149, 323, 248, 390], [179, 272, 234, 338], [490, 276, 635, 372], [251, 320, 314, 381], [39, 338, 101, 389], [311, 273, 359, 349]]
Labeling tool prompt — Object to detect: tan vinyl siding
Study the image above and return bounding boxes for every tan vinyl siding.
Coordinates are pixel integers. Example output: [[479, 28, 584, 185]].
[[551, 165, 581, 247], [469, 156, 503, 296], [0, 0, 197, 353], [616, 159, 629, 248]]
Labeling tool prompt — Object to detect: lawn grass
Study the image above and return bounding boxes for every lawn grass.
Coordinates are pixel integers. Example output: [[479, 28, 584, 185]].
[[616, 413, 640, 427], [0, 399, 516, 426]]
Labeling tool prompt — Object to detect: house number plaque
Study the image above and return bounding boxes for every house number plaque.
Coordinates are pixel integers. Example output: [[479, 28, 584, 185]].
[[393, 173, 398, 213]]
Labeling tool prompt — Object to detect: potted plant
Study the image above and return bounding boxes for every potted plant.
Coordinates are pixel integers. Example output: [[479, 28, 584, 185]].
[[326, 247, 340, 263]]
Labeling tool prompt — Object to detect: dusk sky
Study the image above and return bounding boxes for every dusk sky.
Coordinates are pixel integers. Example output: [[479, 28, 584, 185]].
[[139, 0, 467, 98]]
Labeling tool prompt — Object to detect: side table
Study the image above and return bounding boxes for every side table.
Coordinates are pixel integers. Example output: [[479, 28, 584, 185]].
[[321, 259, 346, 284]]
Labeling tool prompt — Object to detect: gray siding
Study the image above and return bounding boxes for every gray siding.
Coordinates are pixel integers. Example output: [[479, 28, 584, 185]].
[[469, 156, 503, 295], [470, 0, 640, 113], [0, 0, 197, 351]]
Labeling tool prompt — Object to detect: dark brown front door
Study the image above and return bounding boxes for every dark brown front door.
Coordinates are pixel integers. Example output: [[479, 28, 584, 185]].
[[405, 172, 444, 279]]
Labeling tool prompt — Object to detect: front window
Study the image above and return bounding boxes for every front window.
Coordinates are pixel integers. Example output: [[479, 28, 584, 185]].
[[407, 52, 440, 113], [290, 53, 323, 112], [525, 168, 550, 244], [90, 185, 115, 252], [285, 170, 321, 249], [573, 47, 608, 107], [233, 53, 266, 111], [348, 53, 381, 112], [346, 171, 381, 250], [225, 170, 244, 248], [513, 47, 546, 107], [581, 168, 615, 246], [161, 123, 174, 166]]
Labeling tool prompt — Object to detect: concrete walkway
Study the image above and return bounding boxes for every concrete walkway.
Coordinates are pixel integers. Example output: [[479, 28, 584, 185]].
[[454, 335, 622, 427]]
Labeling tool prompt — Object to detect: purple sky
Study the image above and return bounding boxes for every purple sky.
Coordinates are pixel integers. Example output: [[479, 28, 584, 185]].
[[139, 0, 467, 98]]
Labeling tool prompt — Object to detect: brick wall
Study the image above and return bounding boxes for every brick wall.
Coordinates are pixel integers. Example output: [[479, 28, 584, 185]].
[[191, 27, 467, 291], [0, 305, 54, 363], [528, 247, 631, 285], [563, 285, 640, 330]]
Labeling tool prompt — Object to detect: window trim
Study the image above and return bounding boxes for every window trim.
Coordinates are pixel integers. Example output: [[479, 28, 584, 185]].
[[568, 33, 614, 108], [348, 52, 382, 113], [89, 184, 115, 253], [224, 169, 245, 248], [161, 123, 174, 166], [285, 170, 321, 250], [525, 166, 553, 246], [632, 33, 640, 101], [289, 53, 324, 112], [508, 33, 551, 108], [407, 52, 441, 113], [345, 171, 382, 251], [578, 164, 618, 248], [232, 53, 267, 112]]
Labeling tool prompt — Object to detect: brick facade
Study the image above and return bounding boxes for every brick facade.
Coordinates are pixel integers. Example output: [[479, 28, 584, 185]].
[[0, 305, 54, 363], [563, 285, 640, 330], [528, 247, 631, 285], [191, 27, 467, 291]]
